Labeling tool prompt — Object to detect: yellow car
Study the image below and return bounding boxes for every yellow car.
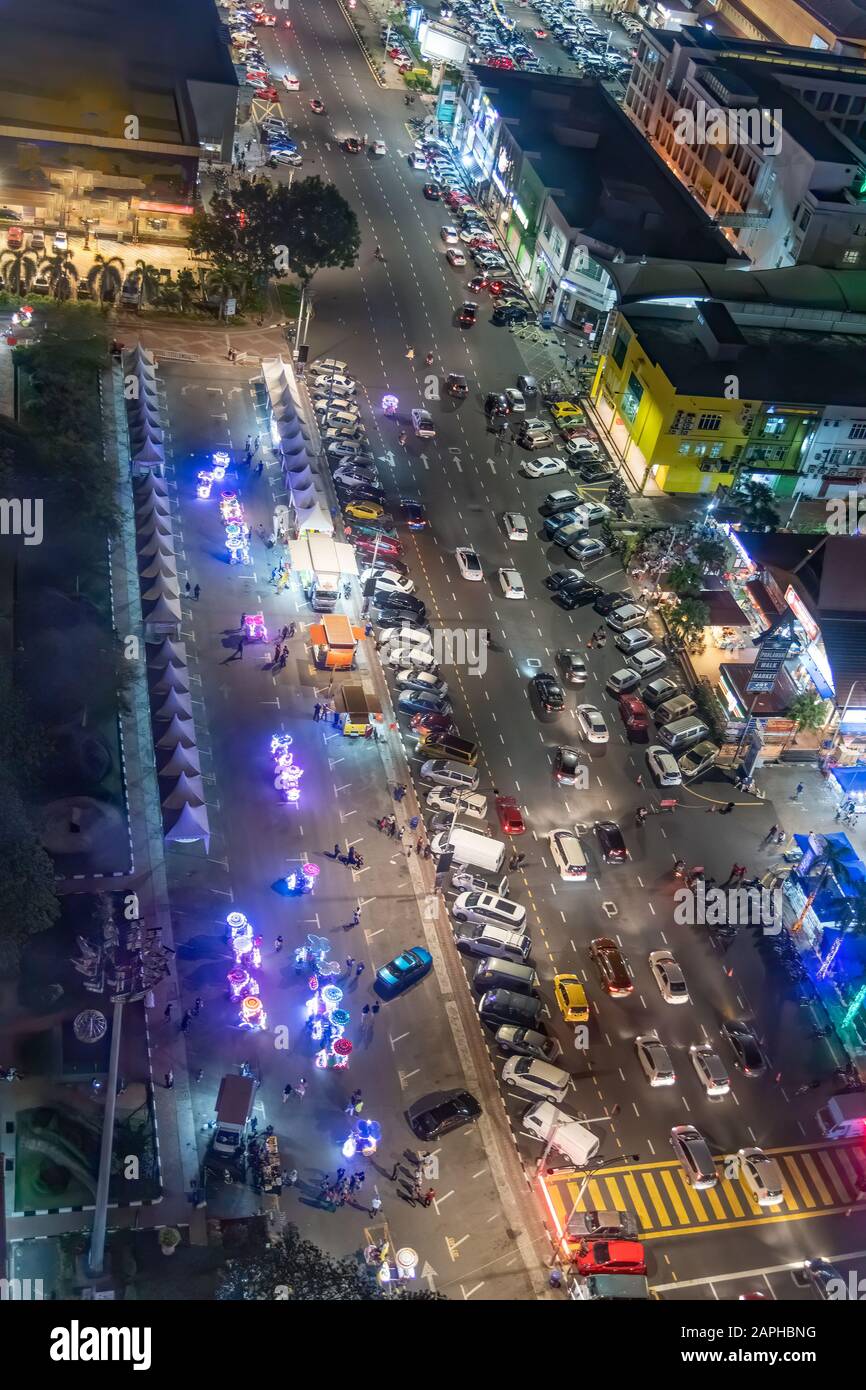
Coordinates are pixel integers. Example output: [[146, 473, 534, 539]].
[[553, 973, 589, 1025], [343, 499, 384, 521], [550, 401, 584, 422]]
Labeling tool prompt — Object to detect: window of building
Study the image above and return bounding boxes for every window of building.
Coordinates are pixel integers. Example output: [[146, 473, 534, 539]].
[[843, 250, 861, 266], [611, 331, 629, 369], [542, 216, 553, 240], [799, 207, 812, 232], [621, 373, 644, 423], [850, 422, 866, 439], [693, 444, 707, 456], [678, 443, 691, 455], [762, 416, 787, 436], [697, 413, 721, 431], [710, 443, 724, 458]]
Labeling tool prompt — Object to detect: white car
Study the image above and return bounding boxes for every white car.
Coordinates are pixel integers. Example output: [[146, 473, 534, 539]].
[[635, 1032, 676, 1087], [691, 1044, 730, 1098], [282, 72, 301, 89], [371, 140, 387, 155], [367, 569, 415, 595], [576, 704, 609, 744], [564, 438, 603, 460], [503, 511, 528, 540], [311, 357, 348, 375], [505, 388, 526, 413], [426, 787, 487, 819], [646, 745, 682, 787], [269, 149, 304, 166], [605, 668, 640, 696], [394, 670, 447, 698], [383, 644, 437, 670], [440, 225, 459, 244], [547, 828, 587, 881], [376, 624, 430, 649], [498, 567, 525, 599], [501, 1056, 571, 1104], [326, 409, 362, 431], [456, 547, 483, 581], [409, 152, 428, 170], [629, 647, 668, 678], [313, 397, 359, 417], [53, 230, 68, 252], [649, 949, 690, 1005], [738, 1147, 784, 1206], [446, 247, 467, 268], [311, 374, 355, 396], [523, 456, 567, 478], [411, 407, 436, 438]]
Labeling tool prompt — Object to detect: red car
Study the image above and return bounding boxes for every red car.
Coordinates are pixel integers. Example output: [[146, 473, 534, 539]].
[[574, 1240, 646, 1276], [410, 711, 456, 739], [488, 278, 522, 297], [256, 86, 279, 102], [351, 534, 404, 561], [495, 795, 526, 836], [457, 302, 478, 327], [468, 274, 491, 292], [468, 236, 497, 251]]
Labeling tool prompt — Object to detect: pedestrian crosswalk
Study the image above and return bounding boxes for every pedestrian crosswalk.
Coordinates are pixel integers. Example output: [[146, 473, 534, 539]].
[[542, 1139, 866, 1241]]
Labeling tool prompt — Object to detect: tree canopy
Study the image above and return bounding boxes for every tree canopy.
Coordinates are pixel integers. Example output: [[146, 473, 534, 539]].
[[188, 176, 360, 306]]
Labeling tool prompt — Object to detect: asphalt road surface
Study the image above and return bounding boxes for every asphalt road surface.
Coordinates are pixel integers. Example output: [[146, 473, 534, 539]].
[[170, 0, 866, 1299]]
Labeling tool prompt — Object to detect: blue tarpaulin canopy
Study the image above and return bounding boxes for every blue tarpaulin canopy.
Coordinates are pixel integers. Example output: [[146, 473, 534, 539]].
[[792, 832, 866, 922], [829, 767, 866, 797]]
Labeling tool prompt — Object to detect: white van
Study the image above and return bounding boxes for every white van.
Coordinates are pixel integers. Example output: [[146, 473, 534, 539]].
[[420, 760, 480, 790], [523, 1101, 600, 1166], [658, 716, 709, 751], [548, 828, 588, 881], [501, 1057, 571, 1104], [431, 825, 505, 873], [654, 693, 697, 725], [452, 891, 526, 929]]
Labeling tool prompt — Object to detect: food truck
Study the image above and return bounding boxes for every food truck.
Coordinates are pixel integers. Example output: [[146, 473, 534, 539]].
[[310, 613, 366, 670], [337, 683, 383, 736]]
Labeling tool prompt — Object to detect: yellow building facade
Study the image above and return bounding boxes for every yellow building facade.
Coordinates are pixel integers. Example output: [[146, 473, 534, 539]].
[[591, 317, 752, 496]]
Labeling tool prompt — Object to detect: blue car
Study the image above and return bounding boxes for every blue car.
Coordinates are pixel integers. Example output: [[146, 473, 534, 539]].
[[267, 140, 297, 153], [543, 510, 579, 539], [376, 947, 432, 997]]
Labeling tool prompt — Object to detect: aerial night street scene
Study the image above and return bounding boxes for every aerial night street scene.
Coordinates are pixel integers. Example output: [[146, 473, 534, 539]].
[[3, 0, 866, 1360]]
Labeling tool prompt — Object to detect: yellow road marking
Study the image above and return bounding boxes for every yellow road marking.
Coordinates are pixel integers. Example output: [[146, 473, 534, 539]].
[[643, 1172, 674, 1227]]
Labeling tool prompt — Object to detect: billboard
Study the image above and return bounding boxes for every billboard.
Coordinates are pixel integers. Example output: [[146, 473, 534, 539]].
[[418, 21, 469, 65]]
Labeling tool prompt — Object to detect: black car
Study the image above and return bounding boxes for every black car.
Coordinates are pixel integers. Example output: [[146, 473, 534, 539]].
[[458, 302, 478, 327], [554, 745, 585, 785], [422, 182, 442, 199], [531, 672, 565, 714], [407, 1089, 481, 1140], [492, 304, 530, 326], [557, 583, 602, 610], [445, 372, 469, 398], [544, 568, 585, 591], [592, 590, 629, 616], [397, 692, 452, 716], [723, 1021, 765, 1076], [484, 391, 510, 418], [335, 483, 387, 507], [577, 459, 616, 483], [374, 592, 427, 620], [398, 497, 427, 530], [594, 820, 628, 863]]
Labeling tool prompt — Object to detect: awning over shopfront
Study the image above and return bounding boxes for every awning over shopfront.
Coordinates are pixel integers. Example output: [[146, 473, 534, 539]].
[[720, 660, 799, 715], [830, 768, 866, 799], [699, 590, 750, 626], [744, 578, 782, 625]]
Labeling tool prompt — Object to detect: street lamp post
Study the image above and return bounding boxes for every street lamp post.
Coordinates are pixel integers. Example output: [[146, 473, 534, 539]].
[[556, 1152, 640, 1260], [535, 1105, 620, 1175]]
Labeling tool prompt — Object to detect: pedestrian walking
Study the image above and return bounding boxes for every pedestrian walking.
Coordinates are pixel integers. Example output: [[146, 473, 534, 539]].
[[409, 815, 419, 830], [193, 996, 203, 1016], [635, 774, 643, 788], [347, 845, 359, 867], [370, 1195, 382, 1217], [793, 782, 805, 801], [719, 801, 735, 815], [362, 1004, 371, 1017], [416, 836, 424, 854], [371, 1002, 380, 1015], [275, 935, 284, 952], [313, 702, 321, 721], [331, 843, 341, 859], [165, 1070, 174, 1089], [233, 637, 245, 659], [185, 580, 191, 596], [422, 1188, 436, 1208], [193, 583, 200, 600], [241, 613, 247, 630], [390, 1161, 400, 1182], [245, 436, 252, 452], [181, 1010, 191, 1033], [354, 1170, 366, 1188], [332, 708, 340, 727], [356, 962, 365, 978], [346, 957, 355, 972], [295, 1077, 307, 1098], [195, 1069, 204, 1082], [164, 1003, 173, 1020], [286, 1168, 299, 1187], [764, 824, 779, 843], [283, 1083, 293, 1102]]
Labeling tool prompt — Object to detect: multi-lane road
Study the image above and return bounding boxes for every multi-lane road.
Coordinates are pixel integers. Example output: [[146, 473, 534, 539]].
[[183, 0, 866, 1298]]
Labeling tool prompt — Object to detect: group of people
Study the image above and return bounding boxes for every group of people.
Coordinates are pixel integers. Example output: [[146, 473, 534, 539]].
[[318, 1167, 366, 1209], [586, 626, 608, 650]]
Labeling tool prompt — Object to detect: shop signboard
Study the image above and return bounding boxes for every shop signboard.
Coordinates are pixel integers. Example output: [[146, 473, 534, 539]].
[[746, 625, 795, 694]]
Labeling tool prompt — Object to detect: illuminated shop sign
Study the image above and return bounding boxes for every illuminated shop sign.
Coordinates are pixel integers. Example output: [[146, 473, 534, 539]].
[[784, 585, 819, 645]]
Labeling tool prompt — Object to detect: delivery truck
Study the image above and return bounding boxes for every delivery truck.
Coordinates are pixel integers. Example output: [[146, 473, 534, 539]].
[[817, 1092, 866, 1140], [213, 1073, 256, 1157], [310, 613, 366, 670]]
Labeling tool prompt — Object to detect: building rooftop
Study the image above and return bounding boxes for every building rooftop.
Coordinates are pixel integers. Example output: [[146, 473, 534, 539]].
[[467, 67, 739, 264], [607, 261, 866, 311], [625, 305, 866, 404], [0, 0, 235, 144], [691, 58, 859, 163]]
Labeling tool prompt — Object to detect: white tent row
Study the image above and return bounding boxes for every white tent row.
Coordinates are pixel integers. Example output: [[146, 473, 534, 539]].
[[143, 631, 210, 849]]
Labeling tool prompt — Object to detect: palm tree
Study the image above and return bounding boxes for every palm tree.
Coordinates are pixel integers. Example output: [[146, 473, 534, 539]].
[[729, 480, 780, 532], [38, 252, 79, 301], [0, 248, 37, 294], [87, 253, 125, 303], [784, 691, 828, 751], [205, 265, 246, 318], [792, 836, 853, 935], [176, 268, 199, 313], [133, 258, 162, 309]]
